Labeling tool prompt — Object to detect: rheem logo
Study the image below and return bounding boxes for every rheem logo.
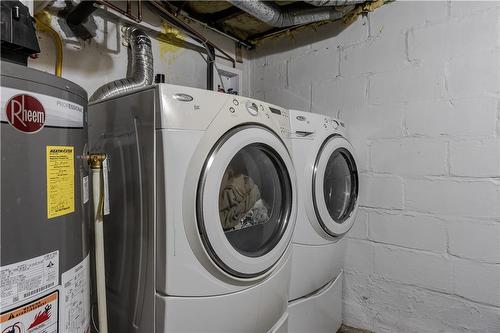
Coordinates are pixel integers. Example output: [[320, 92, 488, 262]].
[[6, 94, 46, 133]]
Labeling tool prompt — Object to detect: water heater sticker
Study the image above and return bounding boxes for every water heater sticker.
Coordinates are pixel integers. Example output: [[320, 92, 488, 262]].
[[103, 158, 110, 215], [82, 176, 89, 204], [60, 255, 90, 333], [47, 146, 75, 219], [0, 291, 59, 333], [0, 251, 59, 310], [1, 87, 84, 129]]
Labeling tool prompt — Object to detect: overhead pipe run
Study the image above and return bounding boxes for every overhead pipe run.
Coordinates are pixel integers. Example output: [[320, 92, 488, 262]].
[[304, 0, 369, 6], [227, 0, 354, 28], [90, 27, 153, 103]]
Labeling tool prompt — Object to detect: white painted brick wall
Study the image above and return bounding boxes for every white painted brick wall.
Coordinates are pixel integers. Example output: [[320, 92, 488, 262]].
[[373, 244, 453, 293], [448, 220, 500, 263], [404, 98, 498, 138], [405, 178, 500, 217], [449, 139, 500, 177], [248, 1, 500, 332], [359, 174, 403, 209], [368, 211, 447, 253], [371, 139, 447, 175]]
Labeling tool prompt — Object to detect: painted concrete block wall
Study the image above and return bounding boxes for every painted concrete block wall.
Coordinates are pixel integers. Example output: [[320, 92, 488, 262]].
[[28, 2, 244, 98], [248, 1, 500, 332]]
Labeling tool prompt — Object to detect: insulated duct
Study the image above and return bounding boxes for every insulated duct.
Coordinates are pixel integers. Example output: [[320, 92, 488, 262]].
[[90, 27, 153, 103], [227, 1, 354, 28], [304, 0, 368, 6]]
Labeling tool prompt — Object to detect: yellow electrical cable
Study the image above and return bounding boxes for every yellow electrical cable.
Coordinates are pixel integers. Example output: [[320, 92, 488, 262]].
[[34, 12, 63, 77]]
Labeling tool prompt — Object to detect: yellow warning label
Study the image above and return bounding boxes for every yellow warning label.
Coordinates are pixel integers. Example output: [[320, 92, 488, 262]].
[[47, 146, 75, 219]]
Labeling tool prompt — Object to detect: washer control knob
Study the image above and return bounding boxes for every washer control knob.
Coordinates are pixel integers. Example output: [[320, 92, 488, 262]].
[[246, 101, 258, 116], [332, 120, 339, 129]]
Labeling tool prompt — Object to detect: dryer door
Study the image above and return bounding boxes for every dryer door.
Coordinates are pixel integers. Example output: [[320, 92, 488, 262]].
[[312, 135, 358, 237], [198, 125, 296, 278]]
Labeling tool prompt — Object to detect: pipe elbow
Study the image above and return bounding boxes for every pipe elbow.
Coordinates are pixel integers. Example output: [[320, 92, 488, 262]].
[[90, 27, 154, 103]]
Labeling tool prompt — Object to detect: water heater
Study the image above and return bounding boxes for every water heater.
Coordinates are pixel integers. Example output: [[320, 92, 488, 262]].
[[0, 61, 91, 333]]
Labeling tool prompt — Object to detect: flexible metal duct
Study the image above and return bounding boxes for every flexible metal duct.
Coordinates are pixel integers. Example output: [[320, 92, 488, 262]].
[[227, 1, 354, 28], [304, 0, 368, 6], [90, 27, 153, 103]]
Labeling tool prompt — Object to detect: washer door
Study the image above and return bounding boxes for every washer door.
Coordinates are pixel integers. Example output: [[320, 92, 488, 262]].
[[197, 125, 296, 278], [312, 135, 358, 237]]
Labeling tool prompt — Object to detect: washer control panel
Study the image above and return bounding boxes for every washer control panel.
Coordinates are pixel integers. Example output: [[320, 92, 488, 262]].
[[245, 101, 259, 116], [228, 98, 290, 137]]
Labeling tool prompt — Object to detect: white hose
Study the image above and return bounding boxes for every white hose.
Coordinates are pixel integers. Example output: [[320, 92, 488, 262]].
[[92, 167, 109, 333]]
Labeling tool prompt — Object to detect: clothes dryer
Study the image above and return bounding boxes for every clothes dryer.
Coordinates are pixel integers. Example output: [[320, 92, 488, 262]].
[[288, 110, 359, 333]]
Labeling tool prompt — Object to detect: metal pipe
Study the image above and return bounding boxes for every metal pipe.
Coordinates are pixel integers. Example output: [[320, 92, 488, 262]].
[[148, 1, 236, 67], [34, 12, 63, 77], [304, 0, 369, 5], [227, 1, 354, 28], [90, 27, 153, 103], [96, 0, 142, 23]]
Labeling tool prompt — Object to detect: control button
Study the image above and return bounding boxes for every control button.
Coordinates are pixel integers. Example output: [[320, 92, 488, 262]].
[[229, 107, 235, 113], [233, 99, 239, 106], [332, 120, 339, 129], [245, 101, 258, 116]]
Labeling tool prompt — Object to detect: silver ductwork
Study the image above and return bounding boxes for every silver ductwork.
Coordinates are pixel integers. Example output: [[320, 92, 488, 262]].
[[228, 1, 354, 28], [90, 27, 153, 103], [304, 0, 368, 6]]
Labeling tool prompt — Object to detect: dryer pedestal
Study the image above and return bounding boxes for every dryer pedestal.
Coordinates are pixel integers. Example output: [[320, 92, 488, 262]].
[[288, 271, 343, 333]]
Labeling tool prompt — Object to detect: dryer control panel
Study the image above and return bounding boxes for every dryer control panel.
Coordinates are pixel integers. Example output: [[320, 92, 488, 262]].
[[289, 109, 345, 139]]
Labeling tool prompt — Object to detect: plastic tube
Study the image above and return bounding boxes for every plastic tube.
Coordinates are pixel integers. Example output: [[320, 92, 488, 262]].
[[91, 156, 108, 333]]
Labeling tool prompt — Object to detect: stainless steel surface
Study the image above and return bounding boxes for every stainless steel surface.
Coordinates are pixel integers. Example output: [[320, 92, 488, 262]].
[[89, 87, 157, 333], [228, 0, 354, 28], [90, 27, 153, 103], [0, 61, 89, 305]]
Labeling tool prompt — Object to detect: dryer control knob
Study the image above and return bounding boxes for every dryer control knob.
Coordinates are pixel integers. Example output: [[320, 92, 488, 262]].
[[332, 120, 339, 129], [246, 101, 258, 116]]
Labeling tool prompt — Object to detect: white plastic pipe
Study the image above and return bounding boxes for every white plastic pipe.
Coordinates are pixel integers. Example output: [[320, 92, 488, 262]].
[[92, 167, 109, 333]]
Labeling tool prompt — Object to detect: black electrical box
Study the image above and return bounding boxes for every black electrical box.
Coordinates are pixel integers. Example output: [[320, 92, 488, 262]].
[[1, 1, 40, 66]]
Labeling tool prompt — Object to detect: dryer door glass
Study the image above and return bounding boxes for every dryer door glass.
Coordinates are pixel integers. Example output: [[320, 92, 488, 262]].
[[313, 136, 358, 237], [323, 148, 358, 223], [219, 143, 292, 257]]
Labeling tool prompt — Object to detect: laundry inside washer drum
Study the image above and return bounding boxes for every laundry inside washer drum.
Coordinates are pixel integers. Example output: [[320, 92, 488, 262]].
[[219, 173, 270, 231]]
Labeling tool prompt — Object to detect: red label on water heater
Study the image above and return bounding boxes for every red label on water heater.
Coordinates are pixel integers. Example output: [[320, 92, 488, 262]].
[[5, 94, 46, 133]]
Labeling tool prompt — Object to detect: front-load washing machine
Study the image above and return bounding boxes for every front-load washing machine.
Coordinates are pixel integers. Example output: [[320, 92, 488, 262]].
[[287, 110, 359, 333], [89, 84, 297, 333]]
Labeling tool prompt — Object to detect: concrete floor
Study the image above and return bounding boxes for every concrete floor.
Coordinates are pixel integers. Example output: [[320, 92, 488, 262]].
[[337, 325, 373, 333]]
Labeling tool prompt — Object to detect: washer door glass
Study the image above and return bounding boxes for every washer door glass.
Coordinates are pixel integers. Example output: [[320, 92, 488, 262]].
[[219, 143, 291, 257], [198, 125, 296, 278], [323, 148, 357, 223], [313, 136, 358, 237]]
